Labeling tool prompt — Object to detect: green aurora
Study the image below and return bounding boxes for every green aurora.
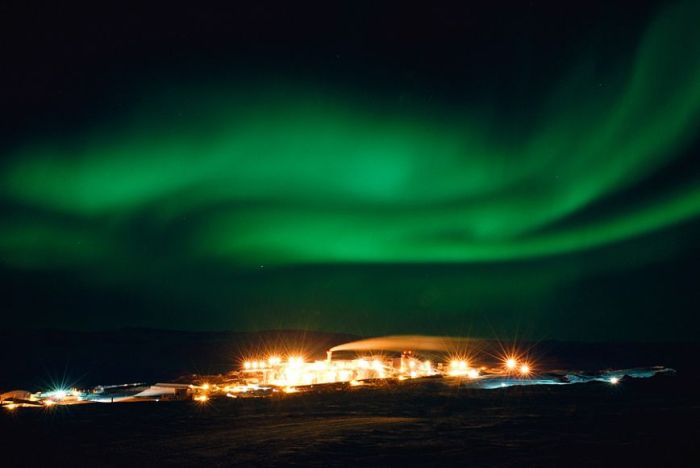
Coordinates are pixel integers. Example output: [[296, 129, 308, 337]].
[[1, 1, 700, 338]]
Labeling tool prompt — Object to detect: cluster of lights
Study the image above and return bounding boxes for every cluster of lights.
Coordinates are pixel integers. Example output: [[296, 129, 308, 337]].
[[243, 360, 267, 370], [42, 388, 83, 406], [2, 352, 641, 412], [448, 360, 480, 379], [2, 387, 84, 411], [0, 353, 539, 410], [239, 353, 538, 390], [243, 356, 297, 370], [402, 358, 433, 378], [504, 357, 531, 376], [240, 354, 420, 388]]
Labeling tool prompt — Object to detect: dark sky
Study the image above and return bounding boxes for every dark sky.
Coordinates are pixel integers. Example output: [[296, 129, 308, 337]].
[[2, 1, 699, 341]]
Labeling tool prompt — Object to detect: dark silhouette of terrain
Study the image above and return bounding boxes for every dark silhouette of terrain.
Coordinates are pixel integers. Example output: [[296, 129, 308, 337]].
[[2, 329, 698, 466]]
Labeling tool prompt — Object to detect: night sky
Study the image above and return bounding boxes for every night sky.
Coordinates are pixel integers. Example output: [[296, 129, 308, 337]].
[[2, 1, 699, 340]]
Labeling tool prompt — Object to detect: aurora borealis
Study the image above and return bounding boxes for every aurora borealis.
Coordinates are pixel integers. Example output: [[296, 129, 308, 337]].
[[2, 1, 700, 339]]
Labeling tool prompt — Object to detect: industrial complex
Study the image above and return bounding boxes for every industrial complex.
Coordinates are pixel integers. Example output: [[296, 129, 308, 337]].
[[0, 335, 672, 410]]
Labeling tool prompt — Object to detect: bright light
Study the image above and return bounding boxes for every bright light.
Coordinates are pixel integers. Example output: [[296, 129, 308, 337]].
[[302, 373, 315, 385], [505, 358, 518, 370], [610, 377, 620, 385], [201, 383, 210, 391], [311, 361, 327, 371], [283, 386, 298, 394], [44, 399, 55, 407], [350, 380, 363, 387], [519, 364, 530, 375], [288, 356, 304, 368], [194, 394, 208, 402], [448, 360, 469, 376], [268, 356, 281, 365], [467, 369, 479, 379], [450, 360, 468, 370], [243, 361, 251, 369], [51, 390, 68, 400], [5, 403, 17, 411]]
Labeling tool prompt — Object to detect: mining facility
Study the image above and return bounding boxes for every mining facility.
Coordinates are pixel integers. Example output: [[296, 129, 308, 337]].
[[0, 335, 670, 410]]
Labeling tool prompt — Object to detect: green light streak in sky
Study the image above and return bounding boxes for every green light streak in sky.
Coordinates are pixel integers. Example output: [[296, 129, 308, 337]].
[[1, 0, 700, 268]]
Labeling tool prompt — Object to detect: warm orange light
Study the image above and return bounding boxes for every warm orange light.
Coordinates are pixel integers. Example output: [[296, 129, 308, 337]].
[[519, 364, 530, 375], [448, 359, 470, 376], [505, 358, 518, 370], [467, 368, 479, 379], [450, 360, 468, 370]]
